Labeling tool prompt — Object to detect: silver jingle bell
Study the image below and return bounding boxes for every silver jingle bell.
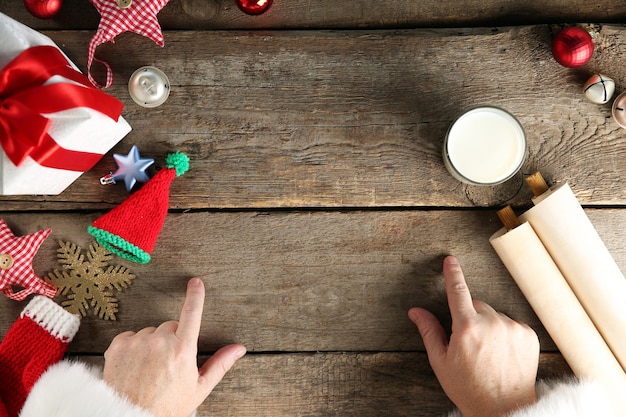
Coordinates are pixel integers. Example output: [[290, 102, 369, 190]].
[[583, 74, 615, 105]]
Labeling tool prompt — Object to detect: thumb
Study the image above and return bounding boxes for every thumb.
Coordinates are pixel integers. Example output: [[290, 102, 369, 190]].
[[197, 344, 246, 395], [408, 307, 448, 365]]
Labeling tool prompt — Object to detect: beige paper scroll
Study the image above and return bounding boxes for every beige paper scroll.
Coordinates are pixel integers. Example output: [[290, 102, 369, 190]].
[[519, 183, 626, 372], [490, 223, 626, 415], [489, 180, 626, 415]]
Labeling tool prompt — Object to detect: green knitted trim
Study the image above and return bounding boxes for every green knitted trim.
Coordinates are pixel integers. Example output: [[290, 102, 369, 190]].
[[87, 226, 151, 264]]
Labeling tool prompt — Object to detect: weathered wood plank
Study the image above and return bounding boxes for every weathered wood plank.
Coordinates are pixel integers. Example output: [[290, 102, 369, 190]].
[[1, 0, 626, 30], [1, 26, 626, 209], [75, 352, 571, 417], [1, 209, 624, 353], [0, 4, 614, 416]]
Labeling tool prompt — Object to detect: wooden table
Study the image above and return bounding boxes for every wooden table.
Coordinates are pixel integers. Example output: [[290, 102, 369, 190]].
[[2, 1, 626, 415]]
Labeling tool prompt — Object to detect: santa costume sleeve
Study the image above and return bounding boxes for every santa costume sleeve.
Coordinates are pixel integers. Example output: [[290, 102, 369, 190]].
[[19, 361, 154, 417], [0, 295, 153, 417], [445, 378, 616, 417], [0, 295, 80, 417]]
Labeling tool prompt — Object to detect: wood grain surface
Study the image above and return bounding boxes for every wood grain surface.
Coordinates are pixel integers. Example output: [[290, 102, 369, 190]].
[[74, 352, 570, 417], [2, 0, 626, 30], [1, 1, 624, 415], [1, 209, 624, 354], [1, 25, 625, 210]]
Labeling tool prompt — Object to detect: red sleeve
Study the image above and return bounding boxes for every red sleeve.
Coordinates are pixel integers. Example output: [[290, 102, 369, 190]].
[[0, 297, 79, 417]]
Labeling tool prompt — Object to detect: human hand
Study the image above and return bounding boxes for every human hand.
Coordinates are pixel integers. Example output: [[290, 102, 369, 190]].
[[103, 278, 246, 417], [408, 256, 539, 417]]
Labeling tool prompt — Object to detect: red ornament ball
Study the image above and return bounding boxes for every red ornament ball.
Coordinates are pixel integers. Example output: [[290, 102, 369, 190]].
[[236, 0, 272, 15], [551, 26, 594, 68], [24, 0, 62, 19]]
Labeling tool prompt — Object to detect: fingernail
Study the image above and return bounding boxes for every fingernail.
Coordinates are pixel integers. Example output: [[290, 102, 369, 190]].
[[408, 308, 420, 323], [235, 346, 247, 359], [444, 256, 459, 265], [189, 278, 202, 286], [408, 310, 425, 337]]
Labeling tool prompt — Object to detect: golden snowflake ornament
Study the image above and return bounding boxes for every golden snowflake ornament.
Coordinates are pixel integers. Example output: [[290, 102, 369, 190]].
[[46, 240, 136, 320]]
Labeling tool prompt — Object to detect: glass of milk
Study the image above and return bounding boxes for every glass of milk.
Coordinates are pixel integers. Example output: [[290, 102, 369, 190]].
[[443, 106, 527, 185]]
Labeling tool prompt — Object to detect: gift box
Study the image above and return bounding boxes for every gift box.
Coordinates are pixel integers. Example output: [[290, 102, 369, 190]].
[[0, 13, 131, 195]]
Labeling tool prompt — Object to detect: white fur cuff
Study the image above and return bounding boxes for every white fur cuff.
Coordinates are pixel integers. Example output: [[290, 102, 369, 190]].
[[512, 379, 617, 417], [446, 378, 617, 417], [19, 361, 154, 417]]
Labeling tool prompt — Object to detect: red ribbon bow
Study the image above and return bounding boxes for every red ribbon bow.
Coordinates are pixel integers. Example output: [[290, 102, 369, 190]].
[[0, 45, 124, 171]]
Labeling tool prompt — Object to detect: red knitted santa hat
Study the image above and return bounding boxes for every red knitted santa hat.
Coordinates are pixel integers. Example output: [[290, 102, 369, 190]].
[[87, 152, 189, 264], [0, 296, 80, 417]]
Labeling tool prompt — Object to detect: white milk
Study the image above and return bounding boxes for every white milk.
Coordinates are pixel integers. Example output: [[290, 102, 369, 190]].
[[443, 107, 526, 185]]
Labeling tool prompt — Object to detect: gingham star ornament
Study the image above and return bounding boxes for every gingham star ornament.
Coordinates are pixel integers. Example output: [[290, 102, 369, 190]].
[[0, 218, 57, 301], [88, 0, 170, 88]]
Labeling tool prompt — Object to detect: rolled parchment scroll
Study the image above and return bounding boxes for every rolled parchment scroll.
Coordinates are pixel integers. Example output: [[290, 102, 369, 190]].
[[490, 222, 626, 415], [520, 183, 626, 372]]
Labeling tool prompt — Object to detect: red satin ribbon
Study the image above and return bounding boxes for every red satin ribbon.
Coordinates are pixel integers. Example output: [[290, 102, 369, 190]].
[[0, 45, 124, 172]]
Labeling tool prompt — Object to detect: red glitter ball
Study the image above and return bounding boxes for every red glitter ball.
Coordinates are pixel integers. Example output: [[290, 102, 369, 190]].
[[23, 0, 62, 19], [551, 26, 594, 68], [236, 0, 272, 15]]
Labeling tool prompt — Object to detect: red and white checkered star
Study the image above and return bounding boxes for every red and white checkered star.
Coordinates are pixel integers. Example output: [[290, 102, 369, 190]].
[[88, 0, 170, 88], [0, 219, 56, 301]]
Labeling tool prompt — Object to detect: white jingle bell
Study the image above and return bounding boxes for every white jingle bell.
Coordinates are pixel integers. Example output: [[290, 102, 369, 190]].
[[583, 74, 615, 104]]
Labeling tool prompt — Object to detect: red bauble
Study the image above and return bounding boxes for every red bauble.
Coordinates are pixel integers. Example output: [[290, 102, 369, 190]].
[[236, 0, 272, 15], [551, 26, 594, 68], [24, 0, 62, 19]]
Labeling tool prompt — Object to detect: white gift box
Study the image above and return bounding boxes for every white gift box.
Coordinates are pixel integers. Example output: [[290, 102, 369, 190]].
[[0, 12, 131, 195]]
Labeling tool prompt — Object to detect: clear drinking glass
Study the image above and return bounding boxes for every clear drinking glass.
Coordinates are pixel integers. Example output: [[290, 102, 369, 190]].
[[443, 106, 527, 185]]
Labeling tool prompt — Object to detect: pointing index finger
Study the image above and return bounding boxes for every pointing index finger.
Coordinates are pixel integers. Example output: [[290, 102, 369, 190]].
[[176, 278, 206, 344], [442, 256, 476, 323]]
